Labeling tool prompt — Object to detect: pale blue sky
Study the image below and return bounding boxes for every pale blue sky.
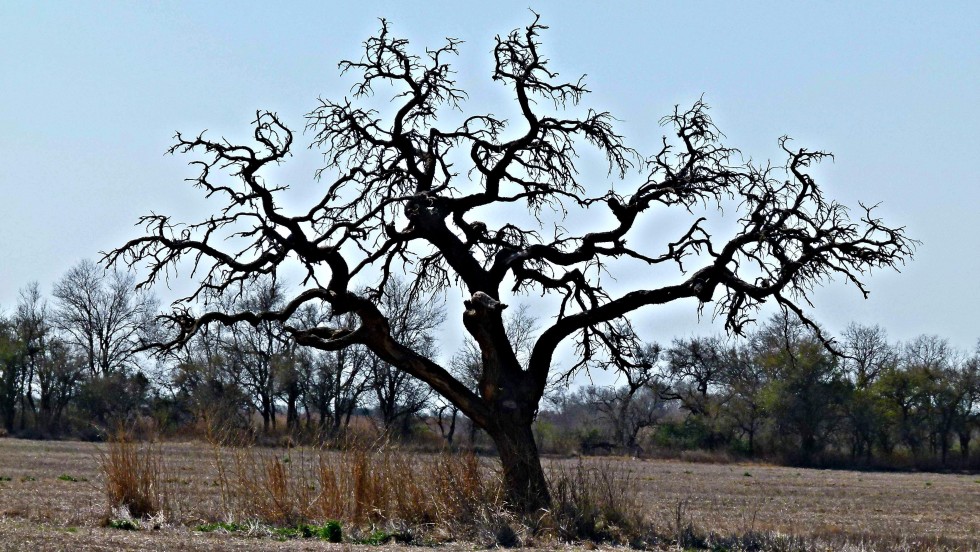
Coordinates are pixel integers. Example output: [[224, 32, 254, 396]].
[[2, 2, 978, 357]]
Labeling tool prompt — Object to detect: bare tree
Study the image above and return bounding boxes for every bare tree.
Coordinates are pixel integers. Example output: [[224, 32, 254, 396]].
[[303, 326, 372, 437], [840, 323, 896, 461], [288, 305, 369, 436], [0, 315, 25, 432], [584, 342, 665, 452], [953, 349, 979, 461], [107, 16, 914, 512], [660, 336, 737, 449], [52, 260, 157, 377], [898, 336, 966, 464], [723, 347, 769, 456], [219, 278, 298, 434], [841, 323, 896, 389], [367, 277, 442, 437], [15, 283, 82, 433], [663, 337, 731, 416], [169, 323, 253, 434]]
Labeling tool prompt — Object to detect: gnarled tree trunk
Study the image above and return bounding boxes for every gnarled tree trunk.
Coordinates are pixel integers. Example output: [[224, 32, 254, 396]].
[[487, 412, 551, 513]]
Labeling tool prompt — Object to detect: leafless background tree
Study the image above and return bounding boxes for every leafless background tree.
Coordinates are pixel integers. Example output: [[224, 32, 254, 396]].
[[52, 259, 157, 378]]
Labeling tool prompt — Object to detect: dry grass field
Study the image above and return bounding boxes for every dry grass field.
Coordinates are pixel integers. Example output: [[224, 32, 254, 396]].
[[0, 438, 977, 551]]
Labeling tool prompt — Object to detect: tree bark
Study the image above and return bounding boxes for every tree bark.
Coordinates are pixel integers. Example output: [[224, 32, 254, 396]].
[[261, 397, 272, 434], [487, 416, 551, 514], [285, 382, 299, 431]]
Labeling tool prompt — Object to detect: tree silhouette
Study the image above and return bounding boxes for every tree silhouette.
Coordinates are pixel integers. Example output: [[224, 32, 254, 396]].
[[107, 15, 914, 512]]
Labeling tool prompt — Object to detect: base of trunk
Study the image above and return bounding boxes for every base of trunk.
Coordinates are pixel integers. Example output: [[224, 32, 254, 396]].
[[490, 421, 551, 514]]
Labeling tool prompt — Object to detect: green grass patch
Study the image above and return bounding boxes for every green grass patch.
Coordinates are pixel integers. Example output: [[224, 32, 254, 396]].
[[106, 518, 139, 531], [271, 522, 342, 542], [57, 474, 85, 482], [0, 476, 11, 482], [360, 530, 393, 545], [356, 529, 412, 545], [317, 521, 343, 543]]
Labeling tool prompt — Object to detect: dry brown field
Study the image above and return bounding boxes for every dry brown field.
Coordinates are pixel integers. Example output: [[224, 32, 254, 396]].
[[0, 438, 977, 551]]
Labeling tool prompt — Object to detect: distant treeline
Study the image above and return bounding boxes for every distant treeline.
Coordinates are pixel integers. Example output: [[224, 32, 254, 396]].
[[1, 260, 978, 470], [539, 317, 980, 471]]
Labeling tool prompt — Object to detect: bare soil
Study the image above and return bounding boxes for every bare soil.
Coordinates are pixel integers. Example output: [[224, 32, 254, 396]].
[[579, 455, 980, 547], [0, 438, 977, 550]]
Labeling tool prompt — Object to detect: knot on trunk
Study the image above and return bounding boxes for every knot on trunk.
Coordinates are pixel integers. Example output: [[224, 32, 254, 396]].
[[464, 291, 507, 314]]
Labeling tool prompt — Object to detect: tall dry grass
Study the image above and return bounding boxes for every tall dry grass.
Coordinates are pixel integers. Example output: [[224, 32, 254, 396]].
[[211, 441, 506, 539], [99, 429, 655, 545], [99, 434, 170, 520], [546, 458, 647, 544]]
